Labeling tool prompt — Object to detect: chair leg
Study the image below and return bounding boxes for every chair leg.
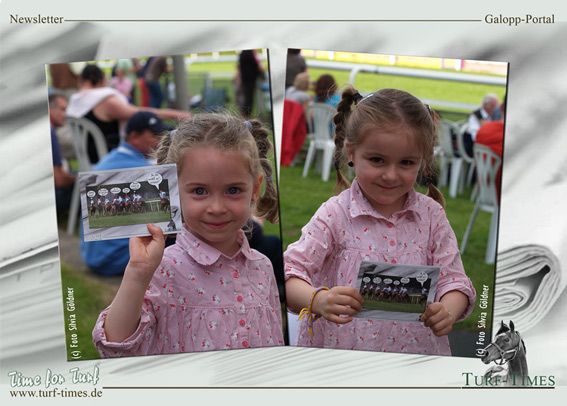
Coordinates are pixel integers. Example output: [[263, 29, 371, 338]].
[[470, 182, 478, 202], [438, 157, 448, 188], [458, 162, 468, 195], [461, 202, 480, 254], [485, 208, 499, 264], [449, 158, 463, 198], [66, 181, 80, 236], [466, 161, 476, 186], [302, 142, 315, 178], [321, 145, 334, 182]]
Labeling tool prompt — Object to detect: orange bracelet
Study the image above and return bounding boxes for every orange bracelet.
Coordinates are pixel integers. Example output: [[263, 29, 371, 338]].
[[298, 286, 329, 336]]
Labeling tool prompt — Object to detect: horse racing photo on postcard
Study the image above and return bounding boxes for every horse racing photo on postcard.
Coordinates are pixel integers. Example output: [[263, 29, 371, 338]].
[[356, 261, 440, 322], [80, 164, 181, 241]]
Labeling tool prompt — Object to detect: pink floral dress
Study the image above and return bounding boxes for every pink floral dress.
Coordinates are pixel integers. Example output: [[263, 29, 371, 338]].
[[93, 227, 284, 357], [284, 180, 476, 355]]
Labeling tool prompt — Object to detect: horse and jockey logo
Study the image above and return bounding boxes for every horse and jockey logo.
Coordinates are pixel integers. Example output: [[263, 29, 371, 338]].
[[463, 320, 555, 387], [481, 320, 528, 386]]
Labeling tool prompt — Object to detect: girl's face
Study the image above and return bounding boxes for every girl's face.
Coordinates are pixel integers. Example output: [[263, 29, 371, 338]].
[[348, 127, 422, 218], [179, 146, 262, 256]]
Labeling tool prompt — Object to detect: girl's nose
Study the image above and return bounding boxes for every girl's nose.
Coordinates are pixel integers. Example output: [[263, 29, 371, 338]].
[[207, 195, 227, 214], [381, 165, 398, 181]]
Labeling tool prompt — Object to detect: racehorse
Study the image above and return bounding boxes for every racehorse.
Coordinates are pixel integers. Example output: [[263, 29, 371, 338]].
[[89, 200, 97, 217], [481, 320, 528, 386], [160, 197, 170, 212], [104, 200, 113, 216]]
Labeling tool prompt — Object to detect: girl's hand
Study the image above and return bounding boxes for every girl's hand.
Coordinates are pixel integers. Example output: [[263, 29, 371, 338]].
[[421, 302, 456, 336], [125, 224, 165, 287], [312, 286, 363, 324]]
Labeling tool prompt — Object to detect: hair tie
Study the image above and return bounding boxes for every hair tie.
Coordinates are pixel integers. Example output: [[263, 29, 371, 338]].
[[352, 92, 363, 104], [357, 92, 375, 105], [244, 120, 253, 131]]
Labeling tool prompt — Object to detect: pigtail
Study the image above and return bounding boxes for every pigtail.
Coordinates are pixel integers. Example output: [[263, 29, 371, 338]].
[[333, 86, 358, 193], [247, 119, 279, 223], [422, 106, 445, 207], [426, 181, 446, 208], [154, 130, 173, 164]]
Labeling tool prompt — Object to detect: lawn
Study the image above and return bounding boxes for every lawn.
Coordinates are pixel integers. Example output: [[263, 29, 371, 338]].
[[307, 66, 506, 114], [88, 211, 171, 229], [60, 264, 116, 361]]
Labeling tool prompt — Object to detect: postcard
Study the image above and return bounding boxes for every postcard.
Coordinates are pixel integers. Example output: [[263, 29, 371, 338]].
[[355, 261, 440, 322], [80, 164, 182, 241]]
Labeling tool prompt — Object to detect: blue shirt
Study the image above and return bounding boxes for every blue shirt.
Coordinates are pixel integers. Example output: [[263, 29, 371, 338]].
[[80, 141, 150, 276], [51, 127, 62, 166]]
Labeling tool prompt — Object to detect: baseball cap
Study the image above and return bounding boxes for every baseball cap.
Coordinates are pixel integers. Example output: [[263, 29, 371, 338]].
[[126, 111, 166, 135]]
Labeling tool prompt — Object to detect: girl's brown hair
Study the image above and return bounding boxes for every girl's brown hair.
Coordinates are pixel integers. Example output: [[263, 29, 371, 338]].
[[155, 113, 279, 222], [333, 87, 444, 207]]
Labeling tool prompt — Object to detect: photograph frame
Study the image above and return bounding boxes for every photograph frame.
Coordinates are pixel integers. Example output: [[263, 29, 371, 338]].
[[80, 164, 182, 241]]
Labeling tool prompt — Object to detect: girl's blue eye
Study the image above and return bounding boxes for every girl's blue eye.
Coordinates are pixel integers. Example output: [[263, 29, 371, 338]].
[[227, 186, 241, 195], [369, 157, 383, 163], [401, 160, 416, 166], [193, 187, 207, 195]]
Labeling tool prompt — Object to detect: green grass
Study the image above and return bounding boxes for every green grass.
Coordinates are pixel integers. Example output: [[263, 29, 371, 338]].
[[88, 211, 171, 228], [279, 165, 495, 333], [307, 67, 506, 113], [60, 264, 115, 361], [363, 300, 425, 313]]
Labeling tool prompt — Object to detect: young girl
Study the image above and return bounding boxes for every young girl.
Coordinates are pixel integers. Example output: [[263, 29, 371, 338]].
[[93, 114, 284, 357], [284, 88, 476, 356]]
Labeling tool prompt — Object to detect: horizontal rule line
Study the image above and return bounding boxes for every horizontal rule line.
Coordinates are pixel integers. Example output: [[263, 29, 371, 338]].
[[103, 386, 556, 390], [103, 386, 462, 390], [64, 19, 482, 23]]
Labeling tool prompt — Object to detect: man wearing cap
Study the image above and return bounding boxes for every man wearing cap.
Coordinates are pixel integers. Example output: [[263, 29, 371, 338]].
[[80, 111, 166, 276]]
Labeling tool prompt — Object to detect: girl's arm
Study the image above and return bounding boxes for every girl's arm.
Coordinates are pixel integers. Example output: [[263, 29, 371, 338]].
[[429, 204, 476, 319], [104, 224, 165, 342], [286, 277, 363, 324], [101, 95, 190, 122]]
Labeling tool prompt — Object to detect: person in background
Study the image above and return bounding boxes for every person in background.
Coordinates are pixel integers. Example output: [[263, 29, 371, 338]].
[[237, 50, 264, 118], [49, 93, 76, 217], [476, 94, 506, 199], [463, 93, 500, 156], [66, 64, 188, 163], [144, 56, 169, 108], [80, 112, 167, 276], [314, 74, 340, 108], [285, 72, 311, 109], [110, 61, 134, 102], [285, 49, 307, 89]]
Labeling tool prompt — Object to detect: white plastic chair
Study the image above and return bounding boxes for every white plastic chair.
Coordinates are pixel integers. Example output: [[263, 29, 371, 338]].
[[66, 117, 108, 235], [302, 103, 336, 182], [436, 120, 457, 188], [460, 144, 501, 264], [449, 123, 476, 198]]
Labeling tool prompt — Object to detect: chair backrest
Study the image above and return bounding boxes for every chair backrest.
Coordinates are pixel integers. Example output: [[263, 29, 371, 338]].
[[474, 144, 501, 207], [438, 120, 456, 159], [306, 102, 336, 142], [456, 123, 474, 163], [67, 117, 108, 171]]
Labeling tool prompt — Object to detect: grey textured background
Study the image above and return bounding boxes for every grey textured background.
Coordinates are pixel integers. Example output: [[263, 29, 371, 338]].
[[1, 0, 566, 403]]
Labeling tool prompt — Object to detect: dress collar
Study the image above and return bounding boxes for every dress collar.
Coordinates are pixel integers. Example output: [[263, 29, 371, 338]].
[[175, 226, 265, 265], [348, 179, 423, 221]]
